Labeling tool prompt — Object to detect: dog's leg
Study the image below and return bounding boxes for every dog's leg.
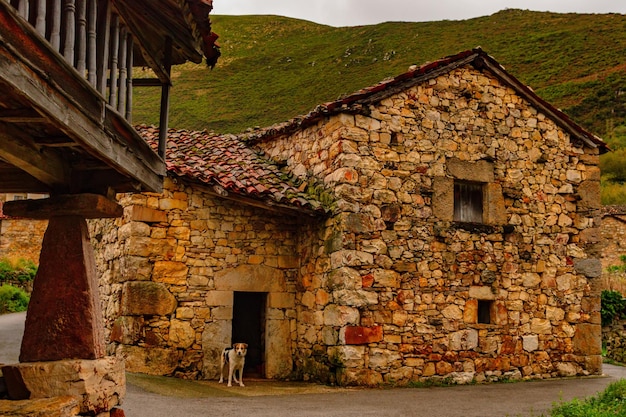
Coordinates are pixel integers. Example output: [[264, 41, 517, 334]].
[[218, 351, 225, 384], [238, 364, 245, 387], [227, 360, 235, 387]]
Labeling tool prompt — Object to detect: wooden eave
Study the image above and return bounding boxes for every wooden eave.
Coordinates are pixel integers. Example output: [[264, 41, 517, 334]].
[[0, 3, 165, 195], [114, 0, 206, 83]]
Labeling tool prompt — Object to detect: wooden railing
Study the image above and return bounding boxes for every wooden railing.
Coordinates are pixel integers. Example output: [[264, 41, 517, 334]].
[[8, 0, 135, 122]]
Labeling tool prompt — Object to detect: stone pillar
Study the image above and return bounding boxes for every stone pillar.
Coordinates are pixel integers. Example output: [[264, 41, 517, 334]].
[[1, 194, 125, 415], [20, 215, 105, 361]]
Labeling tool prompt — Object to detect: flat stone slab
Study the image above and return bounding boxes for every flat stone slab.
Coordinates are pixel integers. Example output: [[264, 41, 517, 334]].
[[0, 396, 80, 417], [2, 357, 125, 415]]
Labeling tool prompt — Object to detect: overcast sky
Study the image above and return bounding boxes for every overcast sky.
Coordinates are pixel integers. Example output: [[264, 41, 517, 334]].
[[212, 0, 626, 27]]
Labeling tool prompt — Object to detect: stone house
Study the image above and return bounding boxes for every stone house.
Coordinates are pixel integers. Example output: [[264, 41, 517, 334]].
[[92, 47, 607, 386]]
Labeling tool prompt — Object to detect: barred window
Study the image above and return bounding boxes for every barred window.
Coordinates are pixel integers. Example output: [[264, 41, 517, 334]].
[[454, 181, 483, 223]]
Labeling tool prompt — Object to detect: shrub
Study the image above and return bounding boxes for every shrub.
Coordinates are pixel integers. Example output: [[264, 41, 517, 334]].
[[0, 257, 37, 283], [601, 290, 626, 326], [0, 284, 30, 314]]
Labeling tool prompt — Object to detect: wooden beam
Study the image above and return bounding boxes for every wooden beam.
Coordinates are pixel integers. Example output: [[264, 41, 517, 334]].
[[3, 193, 123, 219], [0, 169, 50, 193], [34, 137, 80, 147], [0, 109, 46, 123], [0, 121, 69, 188], [0, 4, 165, 192]]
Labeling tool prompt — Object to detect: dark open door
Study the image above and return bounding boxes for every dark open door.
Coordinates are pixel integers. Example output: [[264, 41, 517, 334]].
[[232, 291, 266, 378]]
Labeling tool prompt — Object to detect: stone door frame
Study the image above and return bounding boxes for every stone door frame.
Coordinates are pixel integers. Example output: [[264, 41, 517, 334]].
[[202, 265, 295, 380]]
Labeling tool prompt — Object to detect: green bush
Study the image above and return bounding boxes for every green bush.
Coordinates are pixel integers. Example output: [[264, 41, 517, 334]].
[[0, 284, 30, 314], [0, 258, 37, 283], [601, 290, 626, 326], [547, 379, 626, 416]]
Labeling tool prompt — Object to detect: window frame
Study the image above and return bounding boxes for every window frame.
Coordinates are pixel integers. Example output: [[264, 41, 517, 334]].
[[453, 180, 485, 224]]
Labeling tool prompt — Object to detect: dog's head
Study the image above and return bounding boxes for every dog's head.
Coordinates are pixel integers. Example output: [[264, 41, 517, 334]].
[[233, 343, 248, 357]]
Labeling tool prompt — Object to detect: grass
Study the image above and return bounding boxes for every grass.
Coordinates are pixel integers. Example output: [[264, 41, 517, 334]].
[[0, 285, 29, 314], [0, 257, 37, 284], [132, 9, 626, 137], [542, 379, 626, 416]]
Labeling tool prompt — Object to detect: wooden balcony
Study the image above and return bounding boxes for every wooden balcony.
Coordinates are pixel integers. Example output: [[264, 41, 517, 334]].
[[0, 0, 218, 195]]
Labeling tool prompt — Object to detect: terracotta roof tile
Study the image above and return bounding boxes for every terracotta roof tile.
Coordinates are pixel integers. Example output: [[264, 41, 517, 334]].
[[136, 125, 329, 215]]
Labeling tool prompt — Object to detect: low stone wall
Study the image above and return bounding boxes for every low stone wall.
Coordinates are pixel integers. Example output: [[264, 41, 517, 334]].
[[603, 319, 626, 363], [0, 279, 33, 294]]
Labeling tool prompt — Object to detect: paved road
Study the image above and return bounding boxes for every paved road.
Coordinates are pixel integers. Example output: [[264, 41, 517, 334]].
[[0, 312, 25, 364], [2, 311, 626, 417]]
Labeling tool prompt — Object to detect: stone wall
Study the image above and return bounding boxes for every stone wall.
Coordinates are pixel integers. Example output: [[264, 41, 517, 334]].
[[603, 319, 626, 363], [89, 177, 309, 379], [600, 214, 626, 270], [254, 64, 603, 385], [0, 218, 46, 265]]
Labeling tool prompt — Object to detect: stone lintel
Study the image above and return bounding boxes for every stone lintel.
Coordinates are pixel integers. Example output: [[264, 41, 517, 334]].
[[345, 325, 383, 345], [1, 357, 125, 415], [3, 194, 122, 219]]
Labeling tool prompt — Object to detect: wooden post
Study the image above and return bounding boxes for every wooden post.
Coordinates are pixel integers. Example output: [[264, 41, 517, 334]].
[[35, 0, 46, 37], [117, 26, 128, 115], [76, 0, 87, 75], [126, 35, 134, 122], [108, 13, 120, 107], [63, 0, 76, 64], [50, 0, 61, 51], [87, 0, 97, 86], [95, 0, 111, 95], [158, 36, 172, 159], [17, 0, 28, 19]]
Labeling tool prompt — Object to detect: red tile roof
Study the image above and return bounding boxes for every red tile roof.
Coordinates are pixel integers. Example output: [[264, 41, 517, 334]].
[[245, 48, 607, 153], [136, 126, 329, 215]]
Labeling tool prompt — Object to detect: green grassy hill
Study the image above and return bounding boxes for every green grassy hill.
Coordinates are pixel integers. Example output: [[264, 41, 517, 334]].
[[133, 9, 626, 137]]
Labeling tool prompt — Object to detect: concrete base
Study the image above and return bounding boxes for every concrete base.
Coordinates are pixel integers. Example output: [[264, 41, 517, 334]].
[[1, 357, 125, 415]]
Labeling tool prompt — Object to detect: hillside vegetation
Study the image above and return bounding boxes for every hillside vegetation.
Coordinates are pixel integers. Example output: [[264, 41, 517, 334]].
[[132, 9, 626, 202]]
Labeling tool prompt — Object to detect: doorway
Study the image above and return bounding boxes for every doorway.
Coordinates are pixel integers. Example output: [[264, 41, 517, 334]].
[[232, 291, 266, 378]]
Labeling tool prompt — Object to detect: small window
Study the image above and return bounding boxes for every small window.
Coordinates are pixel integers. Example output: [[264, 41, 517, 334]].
[[454, 181, 483, 223], [477, 300, 493, 324]]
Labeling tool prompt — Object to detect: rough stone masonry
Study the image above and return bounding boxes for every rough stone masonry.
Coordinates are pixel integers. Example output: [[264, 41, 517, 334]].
[[90, 55, 604, 386]]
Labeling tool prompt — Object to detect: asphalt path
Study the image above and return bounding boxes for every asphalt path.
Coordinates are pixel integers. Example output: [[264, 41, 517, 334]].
[[2, 311, 626, 417]]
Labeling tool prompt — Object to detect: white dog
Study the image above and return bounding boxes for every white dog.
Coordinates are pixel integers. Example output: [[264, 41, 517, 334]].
[[219, 343, 248, 387]]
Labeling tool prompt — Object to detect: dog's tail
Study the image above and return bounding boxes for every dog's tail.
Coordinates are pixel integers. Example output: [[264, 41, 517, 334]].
[[222, 347, 232, 364]]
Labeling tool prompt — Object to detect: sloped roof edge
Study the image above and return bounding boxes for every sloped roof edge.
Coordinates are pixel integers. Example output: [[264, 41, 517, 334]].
[[245, 48, 607, 153], [136, 126, 330, 217]]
